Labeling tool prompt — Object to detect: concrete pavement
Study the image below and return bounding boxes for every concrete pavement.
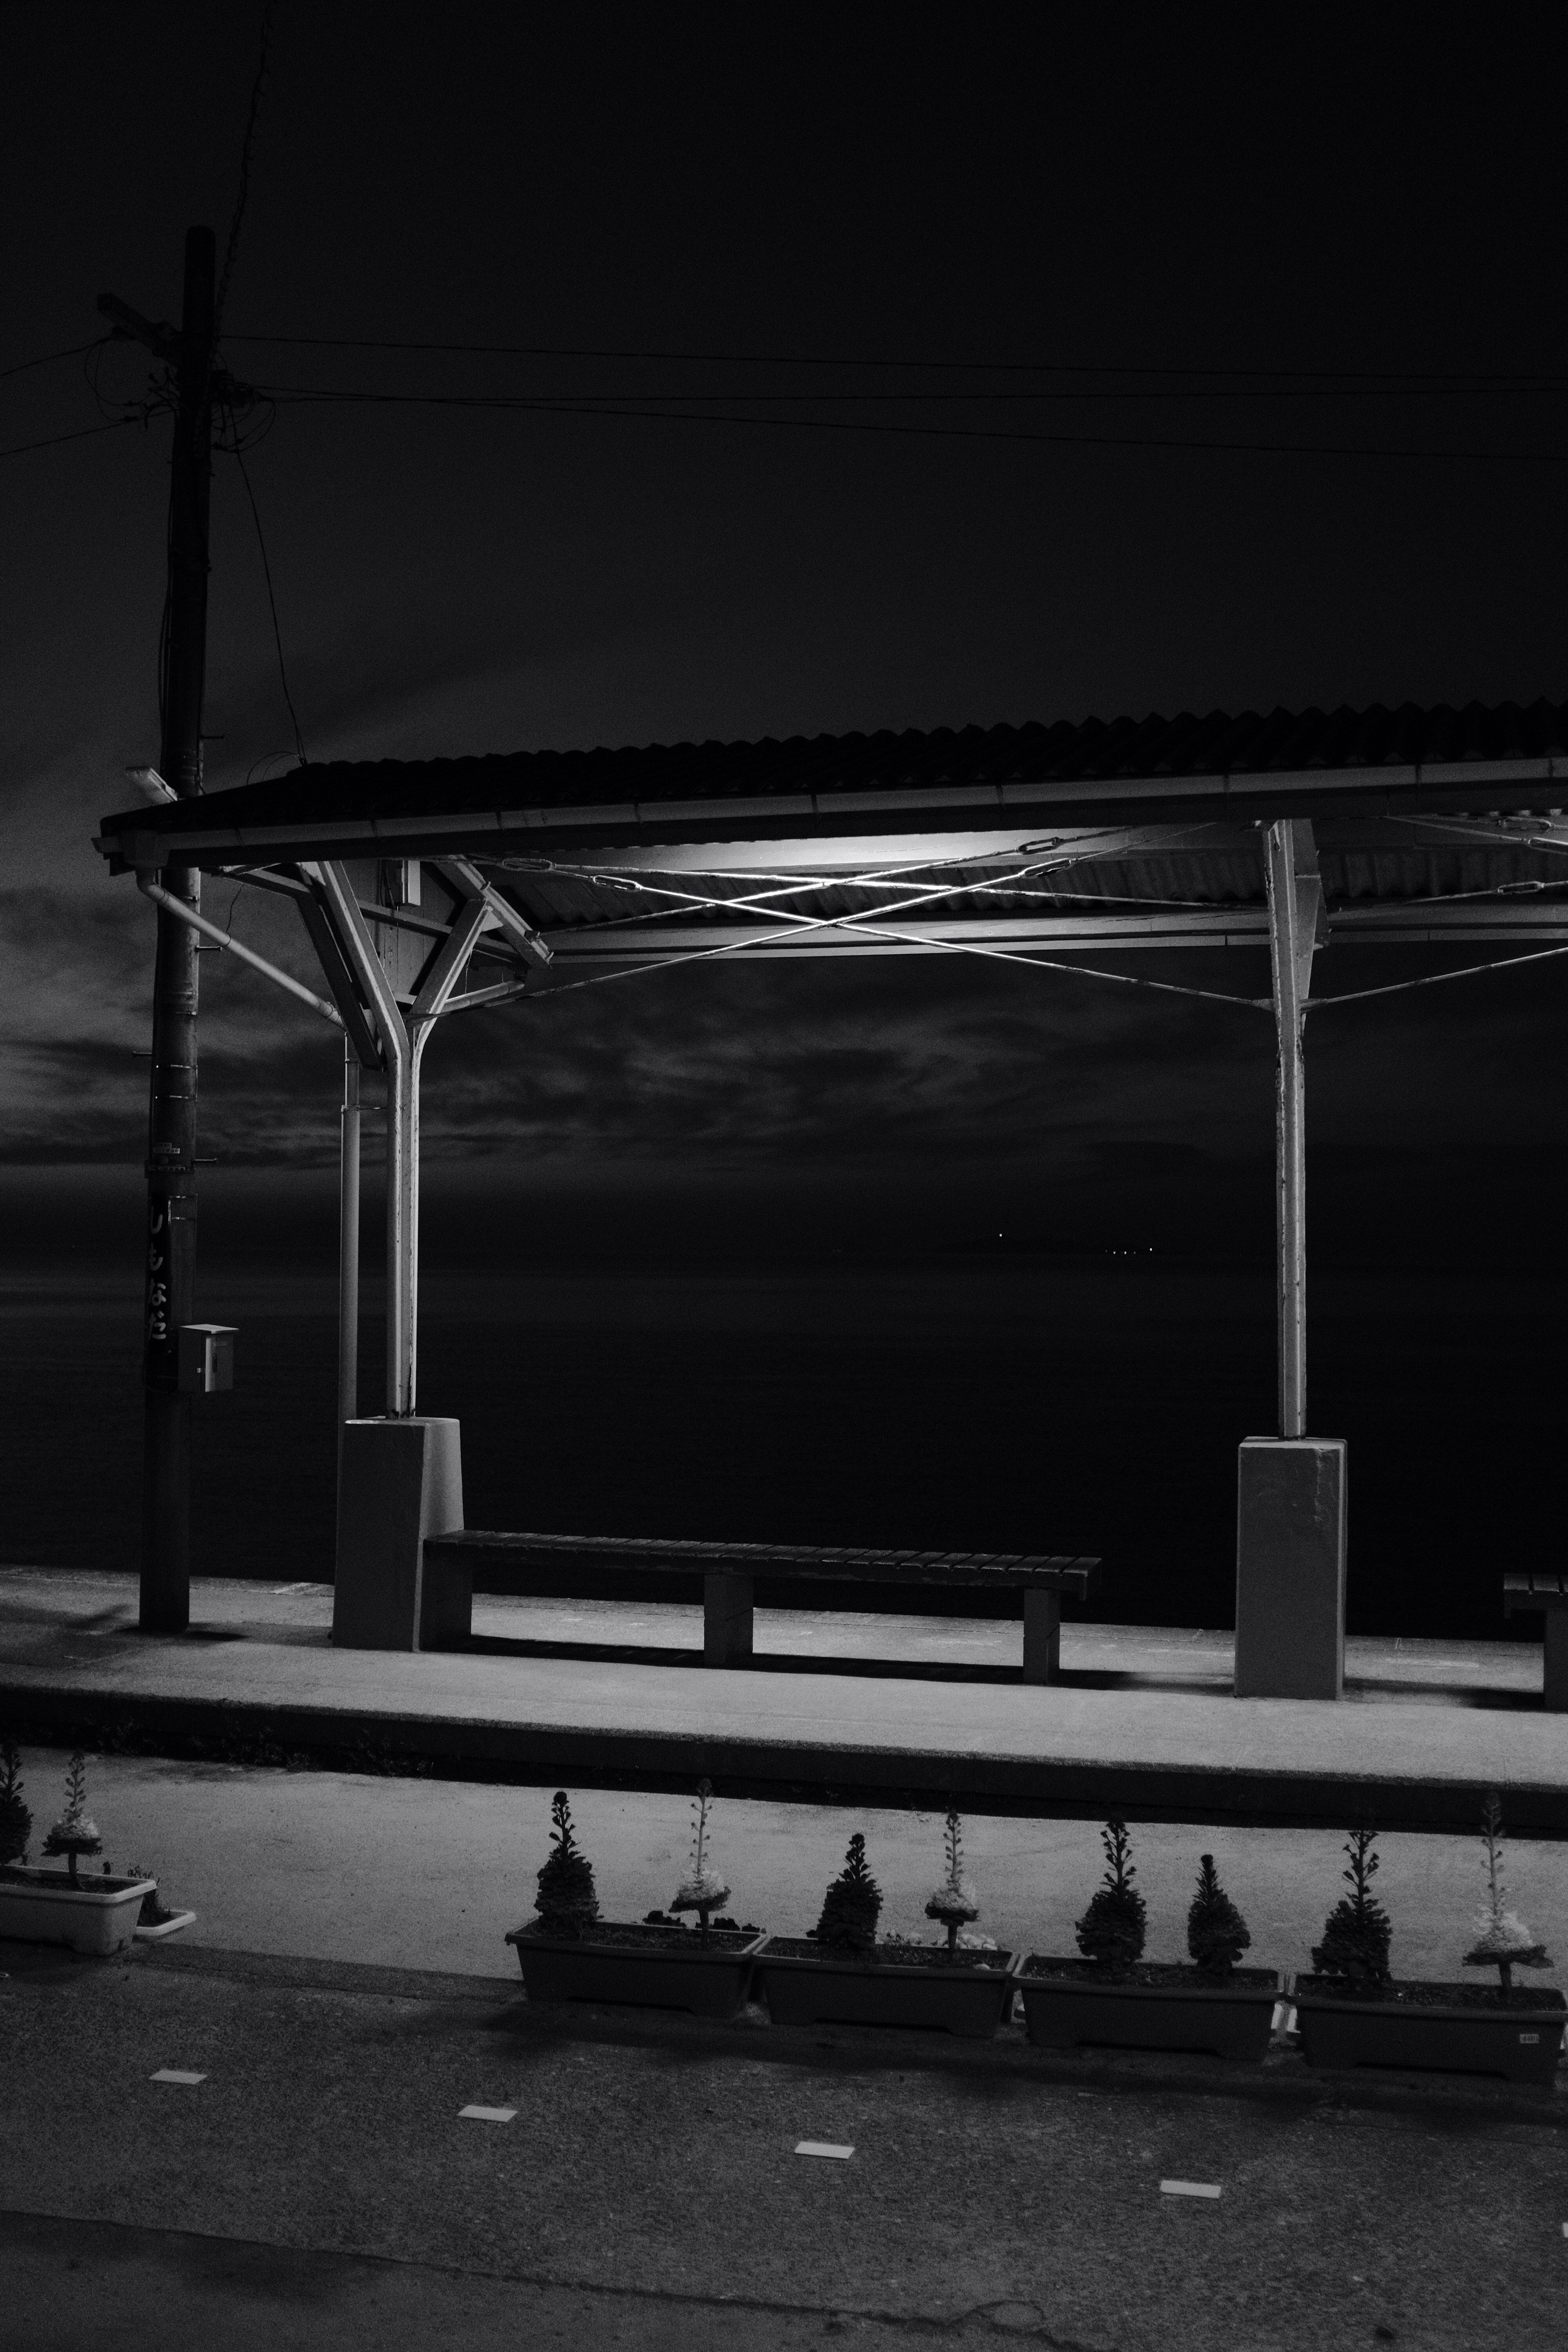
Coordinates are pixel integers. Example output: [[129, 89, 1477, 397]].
[[2, 1569, 1560, 1833], [3, 1935, 1566, 2352]]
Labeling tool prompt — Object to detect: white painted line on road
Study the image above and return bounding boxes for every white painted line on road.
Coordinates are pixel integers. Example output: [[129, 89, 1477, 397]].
[[151, 2069, 206, 2086], [459, 2105, 517, 2123], [796, 2141, 854, 2160], [1160, 2179, 1221, 2199]]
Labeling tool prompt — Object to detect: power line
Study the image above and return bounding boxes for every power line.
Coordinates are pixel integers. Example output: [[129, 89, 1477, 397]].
[[211, 378, 1568, 407], [247, 381, 1568, 464], [224, 332, 1568, 388], [0, 416, 143, 460], [215, 0, 281, 336], [0, 337, 111, 385], [229, 443, 307, 766]]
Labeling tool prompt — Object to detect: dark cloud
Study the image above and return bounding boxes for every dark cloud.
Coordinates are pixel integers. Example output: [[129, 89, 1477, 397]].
[[4, 10, 1566, 1286]]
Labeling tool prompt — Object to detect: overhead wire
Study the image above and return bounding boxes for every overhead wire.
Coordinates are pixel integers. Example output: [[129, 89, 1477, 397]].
[[215, 0, 280, 337], [0, 337, 112, 384], [0, 416, 145, 460], [243, 381, 1568, 465], [228, 439, 307, 766], [221, 333, 1568, 388]]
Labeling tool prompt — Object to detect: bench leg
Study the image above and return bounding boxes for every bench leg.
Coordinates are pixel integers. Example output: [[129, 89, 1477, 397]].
[[1546, 1612, 1568, 1712], [704, 1573, 753, 1667], [1022, 1588, 1061, 1685]]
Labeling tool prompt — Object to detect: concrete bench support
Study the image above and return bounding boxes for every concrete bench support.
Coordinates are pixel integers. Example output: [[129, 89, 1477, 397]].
[[1022, 1587, 1062, 1684], [333, 1416, 466, 1651], [1235, 1436, 1346, 1700], [1502, 1576, 1568, 1711], [703, 1573, 754, 1666]]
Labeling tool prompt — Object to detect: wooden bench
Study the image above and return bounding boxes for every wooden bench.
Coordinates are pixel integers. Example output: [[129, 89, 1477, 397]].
[[422, 1531, 1100, 1684], [1503, 1574, 1568, 1711]]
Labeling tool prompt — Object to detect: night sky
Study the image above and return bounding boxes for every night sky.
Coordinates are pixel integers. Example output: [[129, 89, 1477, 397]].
[[5, 8, 1568, 1274]]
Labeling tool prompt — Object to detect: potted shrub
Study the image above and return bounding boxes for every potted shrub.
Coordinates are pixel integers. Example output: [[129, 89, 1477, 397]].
[[0, 1750, 155, 1958], [505, 1785, 764, 2016], [1015, 1823, 1279, 2060], [753, 1811, 1015, 2039], [1294, 1804, 1565, 2085]]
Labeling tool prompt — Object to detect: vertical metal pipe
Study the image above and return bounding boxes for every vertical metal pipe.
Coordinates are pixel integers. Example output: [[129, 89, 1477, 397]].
[[1265, 821, 1307, 1439], [406, 1026, 428, 1415], [338, 1037, 361, 1440], [384, 1030, 408, 1414]]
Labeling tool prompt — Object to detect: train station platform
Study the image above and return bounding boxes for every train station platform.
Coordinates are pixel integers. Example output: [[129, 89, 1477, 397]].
[[1, 1566, 1560, 1834]]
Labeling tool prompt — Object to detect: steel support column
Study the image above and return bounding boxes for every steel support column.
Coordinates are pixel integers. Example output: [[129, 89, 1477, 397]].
[[338, 1039, 361, 1443], [1263, 820, 1323, 1438], [310, 867, 489, 1416]]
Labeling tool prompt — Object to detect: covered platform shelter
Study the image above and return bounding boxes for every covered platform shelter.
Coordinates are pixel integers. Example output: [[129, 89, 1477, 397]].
[[95, 696, 1568, 1700]]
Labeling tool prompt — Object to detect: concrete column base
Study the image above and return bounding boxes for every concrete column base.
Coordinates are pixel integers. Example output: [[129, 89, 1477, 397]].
[[1235, 1436, 1346, 1700], [333, 1416, 465, 1651]]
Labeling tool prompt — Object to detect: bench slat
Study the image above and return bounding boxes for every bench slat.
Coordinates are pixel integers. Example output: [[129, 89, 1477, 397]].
[[430, 1529, 1098, 1591]]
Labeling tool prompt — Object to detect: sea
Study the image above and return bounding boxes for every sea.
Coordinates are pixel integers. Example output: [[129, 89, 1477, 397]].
[[1, 1256, 1554, 1640]]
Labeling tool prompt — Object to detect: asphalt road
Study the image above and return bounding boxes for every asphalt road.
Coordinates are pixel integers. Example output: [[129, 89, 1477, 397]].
[[3, 1941, 1564, 2352]]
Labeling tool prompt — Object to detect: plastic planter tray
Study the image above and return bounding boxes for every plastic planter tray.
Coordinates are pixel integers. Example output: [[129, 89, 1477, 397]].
[[0, 1869, 157, 1958], [1016, 1958, 1282, 2060], [753, 1939, 1017, 2039], [1293, 1977, 1567, 2085], [135, 1909, 198, 1943], [505, 1921, 765, 2016]]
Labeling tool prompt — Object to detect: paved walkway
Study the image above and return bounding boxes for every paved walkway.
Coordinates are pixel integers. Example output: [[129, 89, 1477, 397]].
[[3, 1935, 1565, 2352], [2, 1568, 1560, 1832]]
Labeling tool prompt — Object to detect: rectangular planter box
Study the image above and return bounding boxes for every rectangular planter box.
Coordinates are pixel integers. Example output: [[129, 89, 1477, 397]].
[[505, 1921, 764, 2016], [1294, 1977, 1566, 2086], [0, 1870, 157, 1958], [753, 1939, 1016, 2039], [1017, 1958, 1281, 2060]]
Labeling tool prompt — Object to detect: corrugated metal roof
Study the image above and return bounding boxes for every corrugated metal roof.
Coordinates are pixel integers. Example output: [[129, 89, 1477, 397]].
[[97, 695, 1568, 875]]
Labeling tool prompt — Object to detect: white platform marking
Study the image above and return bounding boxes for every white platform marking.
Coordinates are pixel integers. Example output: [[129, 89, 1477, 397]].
[[796, 2141, 854, 2160], [150, 2070, 206, 2086], [459, 2104, 517, 2123], [1161, 2179, 1220, 2199]]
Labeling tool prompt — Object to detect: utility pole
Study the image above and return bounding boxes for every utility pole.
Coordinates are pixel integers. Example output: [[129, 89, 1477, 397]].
[[101, 228, 216, 1632]]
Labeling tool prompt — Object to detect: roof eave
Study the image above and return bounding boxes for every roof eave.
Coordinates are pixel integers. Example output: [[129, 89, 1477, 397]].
[[93, 755, 1568, 875]]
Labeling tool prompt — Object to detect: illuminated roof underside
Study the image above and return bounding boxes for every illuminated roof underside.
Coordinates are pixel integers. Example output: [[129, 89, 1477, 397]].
[[94, 699, 1568, 985]]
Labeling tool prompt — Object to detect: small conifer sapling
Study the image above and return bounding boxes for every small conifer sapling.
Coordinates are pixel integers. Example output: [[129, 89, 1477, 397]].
[[924, 1806, 980, 1955], [1310, 1824, 1392, 1992], [671, 1780, 730, 1946], [1075, 1820, 1147, 1978], [1463, 1793, 1551, 1997], [814, 1832, 883, 1953], [41, 1752, 102, 1886], [534, 1792, 600, 1939], [0, 1741, 30, 1872], [1187, 1854, 1251, 1979]]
